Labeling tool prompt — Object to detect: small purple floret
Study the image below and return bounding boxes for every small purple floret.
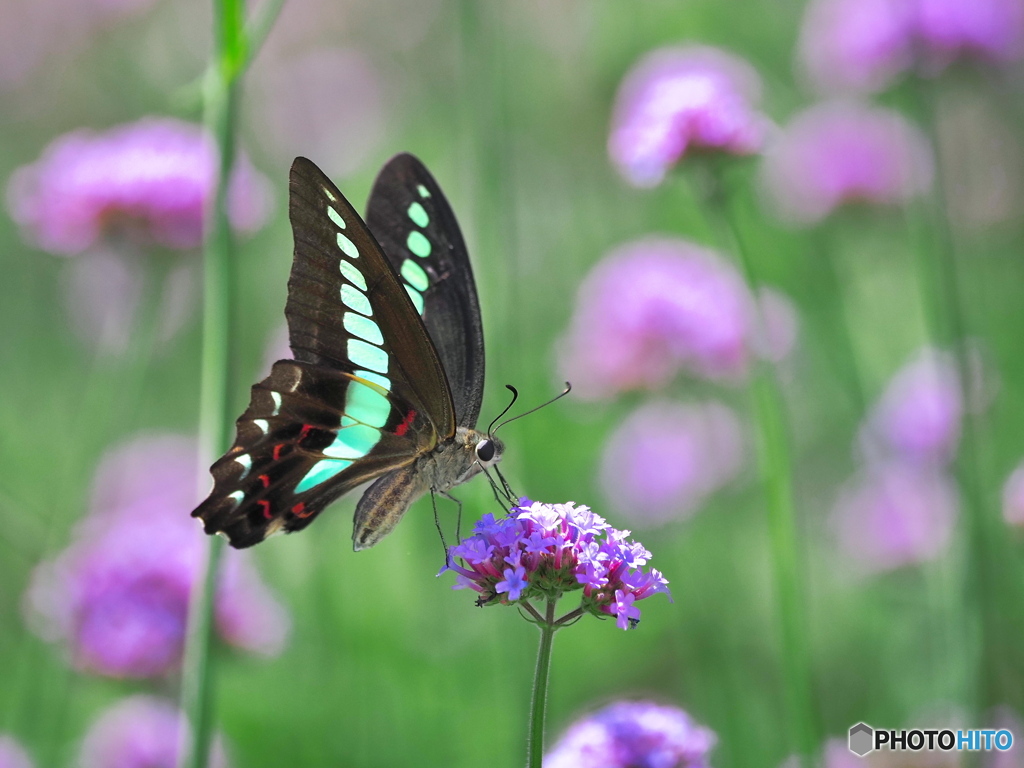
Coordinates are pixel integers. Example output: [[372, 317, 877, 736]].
[[545, 700, 716, 768], [444, 500, 671, 630]]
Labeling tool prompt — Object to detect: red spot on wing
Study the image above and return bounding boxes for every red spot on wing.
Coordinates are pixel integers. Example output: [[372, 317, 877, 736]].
[[298, 424, 313, 442], [272, 444, 284, 460], [258, 499, 272, 519], [292, 502, 311, 518], [259, 474, 271, 488], [395, 409, 417, 437]]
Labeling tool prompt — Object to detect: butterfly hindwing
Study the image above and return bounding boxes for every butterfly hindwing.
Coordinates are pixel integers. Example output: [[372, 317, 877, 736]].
[[366, 154, 485, 428], [193, 360, 437, 547]]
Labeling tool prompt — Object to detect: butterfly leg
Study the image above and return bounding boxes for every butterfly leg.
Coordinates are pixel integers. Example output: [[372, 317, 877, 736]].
[[437, 489, 463, 545], [482, 467, 511, 511], [430, 489, 451, 564], [495, 465, 518, 504]]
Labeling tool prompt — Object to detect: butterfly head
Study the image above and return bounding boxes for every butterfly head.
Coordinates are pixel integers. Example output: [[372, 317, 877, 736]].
[[449, 427, 504, 486], [474, 434, 504, 469]]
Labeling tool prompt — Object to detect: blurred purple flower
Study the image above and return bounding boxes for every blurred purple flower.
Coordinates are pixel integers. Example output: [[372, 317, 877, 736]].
[[557, 238, 799, 399], [0, 735, 33, 768], [1001, 461, 1024, 527], [445, 500, 671, 630], [7, 117, 272, 255], [860, 347, 962, 467], [832, 462, 958, 573], [761, 101, 933, 226], [797, 0, 916, 94], [798, 0, 1024, 94], [25, 433, 289, 678], [600, 400, 744, 525], [545, 700, 716, 768], [609, 45, 769, 188], [79, 695, 228, 768]]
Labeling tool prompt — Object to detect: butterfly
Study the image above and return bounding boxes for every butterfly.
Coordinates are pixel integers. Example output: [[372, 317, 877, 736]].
[[192, 154, 503, 550]]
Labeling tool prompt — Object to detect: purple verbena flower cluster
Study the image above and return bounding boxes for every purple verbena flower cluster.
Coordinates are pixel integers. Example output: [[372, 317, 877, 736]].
[[545, 700, 716, 768], [445, 500, 670, 629]]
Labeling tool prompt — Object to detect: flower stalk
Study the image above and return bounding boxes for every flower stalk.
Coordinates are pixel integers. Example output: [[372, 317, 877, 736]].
[[527, 599, 558, 768], [177, 0, 246, 764], [444, 499, 672, 767], [699, 162, 818, 765]]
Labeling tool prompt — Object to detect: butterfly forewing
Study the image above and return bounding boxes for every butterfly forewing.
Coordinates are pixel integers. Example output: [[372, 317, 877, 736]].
[[193, 158, 459, 547], [366, 154, 485, 428], [286, 157, 455, 433]]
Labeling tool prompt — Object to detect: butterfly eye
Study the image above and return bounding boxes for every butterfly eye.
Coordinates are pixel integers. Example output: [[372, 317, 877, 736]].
[[476, 439, 496, 464]]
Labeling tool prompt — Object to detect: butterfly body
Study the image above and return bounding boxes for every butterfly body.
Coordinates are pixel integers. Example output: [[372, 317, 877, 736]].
[[192, 154, 498, 550]]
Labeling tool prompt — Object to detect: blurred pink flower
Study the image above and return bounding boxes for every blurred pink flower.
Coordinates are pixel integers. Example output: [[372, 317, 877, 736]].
[[600, 400, 744, 525], [25, 434, 290, 678], [7, 117, 272, 255], [860, 347, 962, 467], [832, 462, 958, 573], [79, 695, 228, 768], [546, 700, 716, 768], [0, 735, 33, 768], [1001, 462, 1024, 527], [798, 0, 1024, 94], [609, 45, 769, 188], [556, 238, 798, 399], [917, 0, 1024, 68], [761, 101, 933, 225]]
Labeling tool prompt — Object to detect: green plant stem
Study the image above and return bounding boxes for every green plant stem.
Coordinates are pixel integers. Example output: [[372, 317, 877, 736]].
[[703, 164, 818, 765], [526, 599, 557, 768], [176, 0, 247, 766], [903, 79, 1024, 716]]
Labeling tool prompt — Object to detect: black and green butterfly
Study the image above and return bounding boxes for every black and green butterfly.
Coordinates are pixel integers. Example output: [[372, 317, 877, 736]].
[[192, 154, 503, 550]]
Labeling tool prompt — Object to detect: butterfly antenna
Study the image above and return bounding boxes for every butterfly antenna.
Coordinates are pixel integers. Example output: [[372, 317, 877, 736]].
[[492, 382, 572, 436], [487, 385, 519, 437]]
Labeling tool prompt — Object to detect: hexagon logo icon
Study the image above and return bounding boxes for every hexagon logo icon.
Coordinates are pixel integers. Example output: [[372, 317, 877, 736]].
[[849, 722, 874, 757]]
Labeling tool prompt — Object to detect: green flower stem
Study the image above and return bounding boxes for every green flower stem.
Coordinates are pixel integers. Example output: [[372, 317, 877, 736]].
[[526, 599, 558, 768], [904, 79, 1024, 715], [176, 0, 250, 765], [703, 164, 818, 765], [812, 229, 867, 416]]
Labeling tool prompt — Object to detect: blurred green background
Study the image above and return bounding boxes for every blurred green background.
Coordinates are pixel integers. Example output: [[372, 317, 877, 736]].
[[3, 0, 1024, 766]]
